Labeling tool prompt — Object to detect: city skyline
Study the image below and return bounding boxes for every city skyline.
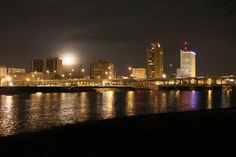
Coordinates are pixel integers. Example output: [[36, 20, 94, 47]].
[[0, 0, 235, 76], [0, 40, 233, 78]]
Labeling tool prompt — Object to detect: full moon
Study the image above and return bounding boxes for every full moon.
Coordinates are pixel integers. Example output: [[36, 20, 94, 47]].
[[62, 54, 77, 65]]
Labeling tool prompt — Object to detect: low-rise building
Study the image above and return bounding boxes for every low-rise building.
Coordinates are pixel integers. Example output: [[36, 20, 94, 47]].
[[0, 65, 7, 78], [90, 60, 115, 79], [8, 68, 26, 74], [131, 67, 147, 79]]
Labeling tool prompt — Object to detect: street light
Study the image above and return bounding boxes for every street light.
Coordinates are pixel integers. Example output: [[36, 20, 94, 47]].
[[6, 76, 12, 82], [0, 78, 5, 86], [128, 67, 132, 78], [81, 69, 85, 79], [46, 70, 50, 80]]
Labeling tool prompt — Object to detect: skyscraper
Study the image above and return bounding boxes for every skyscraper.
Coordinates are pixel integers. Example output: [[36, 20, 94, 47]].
[[179, 49, 196, 77], [146, 42, 164, 78]]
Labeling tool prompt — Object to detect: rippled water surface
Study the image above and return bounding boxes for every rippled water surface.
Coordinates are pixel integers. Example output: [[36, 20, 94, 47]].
[[0, 89, 236, 136]]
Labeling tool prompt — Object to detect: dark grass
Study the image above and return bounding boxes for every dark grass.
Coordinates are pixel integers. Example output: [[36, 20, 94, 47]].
[[1, 109, 236, 157]]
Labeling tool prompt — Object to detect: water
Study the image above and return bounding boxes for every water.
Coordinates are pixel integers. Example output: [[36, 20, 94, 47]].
[[0, 89, 236, 136]]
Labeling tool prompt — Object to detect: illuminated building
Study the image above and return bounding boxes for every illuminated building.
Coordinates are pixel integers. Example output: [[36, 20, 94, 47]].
[[31, 57, 62, 75], [146, 42, 164, 78], [31, 59, 43, 73], [43, 57, 62, 75], [131, 67, 147, 79], [179, 43, 196, 77], [90, 60, 115, 79], [0, 65, 7, 78], [176, 68, 181, 77], [8, 68, 26, 74]]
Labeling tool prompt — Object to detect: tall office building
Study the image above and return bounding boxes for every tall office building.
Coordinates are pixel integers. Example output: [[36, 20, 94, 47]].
[[146, 42, 164, 78], [90, 60, 115, 79], [31, 57, 62, 75], [179, 49, 196, 77], [43, 57, 62, 75], [31, 59, 43, 73]]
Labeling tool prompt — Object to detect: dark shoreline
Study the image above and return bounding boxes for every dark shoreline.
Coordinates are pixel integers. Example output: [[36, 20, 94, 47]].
[[0, 86, 232, 95], [1, 109, 236, 157]]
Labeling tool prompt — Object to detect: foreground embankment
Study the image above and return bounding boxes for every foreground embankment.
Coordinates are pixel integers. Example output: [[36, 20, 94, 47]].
[[1, 109, 236, 156]]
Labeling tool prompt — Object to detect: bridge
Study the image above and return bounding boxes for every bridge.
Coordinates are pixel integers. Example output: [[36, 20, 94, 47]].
[[1, 75, 235, 91]]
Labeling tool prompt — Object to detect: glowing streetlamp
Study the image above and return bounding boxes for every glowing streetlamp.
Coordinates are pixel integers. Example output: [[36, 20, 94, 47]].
[[81, 69, 85, 79], [0, 78, 5, 86], [128, 67, 132, 78], [6, 76, 12, 82], [207, 78, 212, 85], [162, 74, 167, 79], [46, 70, 50, 80]]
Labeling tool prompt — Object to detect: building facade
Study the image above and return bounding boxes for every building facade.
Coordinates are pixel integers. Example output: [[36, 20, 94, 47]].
[[131, 67, 147, 79], [43, 57, 62, 75], [146, 42, 164, 78], [0, 65, 7, 78], [8, 68, 26, 74], [179, 50, 196, 77], [31, 57, 62, 75], [31, 59, 44, 73], [90, 60, 115, 79]]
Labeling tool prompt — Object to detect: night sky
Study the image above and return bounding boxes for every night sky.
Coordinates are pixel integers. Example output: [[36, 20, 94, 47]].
[[0, 0, 235, 76]]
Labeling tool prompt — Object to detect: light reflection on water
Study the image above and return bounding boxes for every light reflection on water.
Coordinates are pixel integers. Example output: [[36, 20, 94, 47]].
[[126, 91, 135, 116], [207, 90, 212, 109], [0, 89, 235, 136]]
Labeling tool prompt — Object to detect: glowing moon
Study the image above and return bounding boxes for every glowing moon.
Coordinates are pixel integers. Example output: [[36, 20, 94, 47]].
[[62, 54, 77, 65]]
